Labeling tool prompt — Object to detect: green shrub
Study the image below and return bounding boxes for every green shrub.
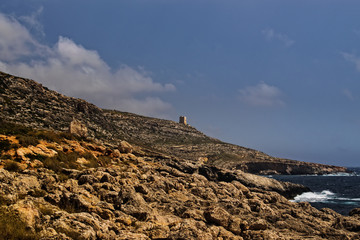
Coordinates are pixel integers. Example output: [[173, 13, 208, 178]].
[[0, 154, 12, 160], [24, 153, 47, 161], [34, 130, 61, 143], [58, 132, 76, 140], [17, 135, 39, 147], [97, 155, 112, 167], [0, 120, 32, 136], [0, 139, 12, 152], [28, 189, 47, 198], [42, 151, 81, 172], [4, 161, 21, 172], [0, 207, 37, 240], [0, 196, 11, 206]]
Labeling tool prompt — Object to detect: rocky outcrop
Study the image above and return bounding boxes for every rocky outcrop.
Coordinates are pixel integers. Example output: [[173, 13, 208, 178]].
[[0, 133, 359, 239], [103, 110, 348, 175], [0, 71, 116, 141]]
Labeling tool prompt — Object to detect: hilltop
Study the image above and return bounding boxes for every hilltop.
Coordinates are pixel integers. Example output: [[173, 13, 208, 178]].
[[0, 71, 347, 175]]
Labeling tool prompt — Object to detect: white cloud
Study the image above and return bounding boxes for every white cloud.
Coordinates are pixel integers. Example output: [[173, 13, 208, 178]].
[[238, 82, 285, 107], [0, 13, 48, 61], [262, 28, 294, 47], [341, 52, 360, 71], [0, 12, 175, 118], [19, 7, 45, 36]]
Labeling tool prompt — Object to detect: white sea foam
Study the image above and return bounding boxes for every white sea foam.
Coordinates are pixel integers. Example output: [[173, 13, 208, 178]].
[[291, 190, 336, 203], [337, 197, 360, 201], [292, 190, 360, 204], [323, 172, 358, 176]]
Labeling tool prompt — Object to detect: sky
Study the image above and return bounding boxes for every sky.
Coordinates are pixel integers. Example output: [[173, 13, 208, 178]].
[[0, 0, 360, 167]]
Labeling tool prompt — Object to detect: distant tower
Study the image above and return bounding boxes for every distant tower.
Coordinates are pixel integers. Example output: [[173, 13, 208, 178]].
[[179, 116, 187, 125]]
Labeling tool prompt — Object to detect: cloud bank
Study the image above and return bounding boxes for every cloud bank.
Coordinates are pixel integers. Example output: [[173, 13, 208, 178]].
[[238, 82, 285, 107], [0, 12, 175, 118], [262, 28, 294, 47]]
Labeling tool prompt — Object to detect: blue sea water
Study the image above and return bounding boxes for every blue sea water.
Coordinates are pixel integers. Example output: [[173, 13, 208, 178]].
[[268, 167, 360, 215]]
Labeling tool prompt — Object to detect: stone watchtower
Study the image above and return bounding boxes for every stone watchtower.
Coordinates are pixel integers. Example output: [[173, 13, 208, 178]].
[[179, 116, 187, 125]]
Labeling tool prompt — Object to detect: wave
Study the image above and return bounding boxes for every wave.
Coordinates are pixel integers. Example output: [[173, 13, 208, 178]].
[[291, 190, 336, 203], [291, 190, 360, 204], [322, 172, 359, 177]]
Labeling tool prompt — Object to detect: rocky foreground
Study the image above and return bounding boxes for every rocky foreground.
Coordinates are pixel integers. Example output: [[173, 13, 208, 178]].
[[1, 127, 360, 239], [0, 71, 347, 175]]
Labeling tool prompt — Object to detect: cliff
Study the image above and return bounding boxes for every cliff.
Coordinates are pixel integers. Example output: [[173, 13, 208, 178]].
[[0, 71, 347, 175]]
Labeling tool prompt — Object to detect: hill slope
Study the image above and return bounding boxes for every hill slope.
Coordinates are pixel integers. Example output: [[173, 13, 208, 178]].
[[0, 71, 346, 175], [0, 120, 360, 239]]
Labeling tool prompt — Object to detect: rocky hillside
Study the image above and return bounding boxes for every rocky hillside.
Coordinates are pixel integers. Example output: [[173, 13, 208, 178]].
[[1, 123, 360, 239], [0, 71, 347, 175]]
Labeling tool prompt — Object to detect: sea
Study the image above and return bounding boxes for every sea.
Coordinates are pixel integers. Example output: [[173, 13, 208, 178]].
[[268, 167, 360, 216]]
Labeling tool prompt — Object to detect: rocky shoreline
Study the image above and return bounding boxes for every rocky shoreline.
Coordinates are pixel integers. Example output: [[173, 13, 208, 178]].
[[0, 71, 360, 239], [0, 132, 360, 239]]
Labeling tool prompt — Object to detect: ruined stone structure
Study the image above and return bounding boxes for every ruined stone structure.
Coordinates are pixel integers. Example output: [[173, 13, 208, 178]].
[[179, 116, 187, 125], [69, 119, 88, 138]]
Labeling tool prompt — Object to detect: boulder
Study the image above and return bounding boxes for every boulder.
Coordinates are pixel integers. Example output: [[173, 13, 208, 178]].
[[204, 207, 231, 227], [249, 219, 268, 230], [118, 141, 133, 154]]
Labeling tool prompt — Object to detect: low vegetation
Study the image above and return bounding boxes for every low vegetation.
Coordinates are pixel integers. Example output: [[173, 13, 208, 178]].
[[3, 161, 22, 172], [0, 139, 12, 152], [0, 120, 101, 172], [0, 119, 89, 146]]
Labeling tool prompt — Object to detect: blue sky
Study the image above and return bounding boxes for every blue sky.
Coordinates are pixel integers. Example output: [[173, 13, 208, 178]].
[[1, 0, 360, 167]]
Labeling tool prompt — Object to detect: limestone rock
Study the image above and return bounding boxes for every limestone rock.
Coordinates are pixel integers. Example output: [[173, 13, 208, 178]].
[[204, 207, 231, 227], [249, 219, 268, 230], [118, 141, 133, 154], [349, 208, 360, 216]]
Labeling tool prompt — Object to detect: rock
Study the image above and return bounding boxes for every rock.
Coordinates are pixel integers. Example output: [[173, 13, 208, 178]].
[[10, 199, 40, 229], [76, 157, 90, 165], [100, 173, 115, 183], [52, 212, 97, 240], [249, 219, 268, 230], [118, 141, 133, 154], [29, 144, 57, 157], [29, 159, 44, 168], [78, 174, 98, 185], [228, 217, 244, 235], [349, 208, 360, 216], [112, 149, 121, 158], [69, 119, 88, 138], [16, 147, 34, 160], [204, 207, 231, 227]]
